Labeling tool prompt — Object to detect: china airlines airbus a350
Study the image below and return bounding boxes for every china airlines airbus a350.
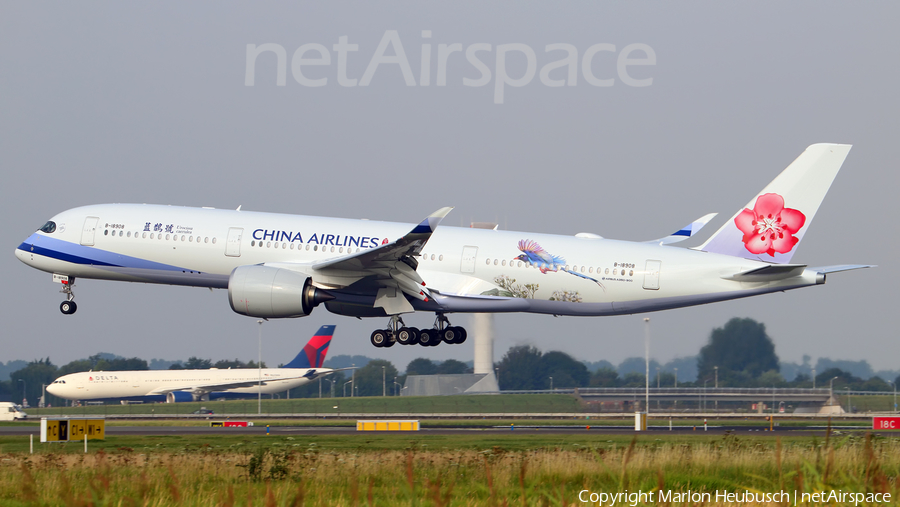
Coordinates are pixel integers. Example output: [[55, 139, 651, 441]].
[[16, 144, 870, 348]]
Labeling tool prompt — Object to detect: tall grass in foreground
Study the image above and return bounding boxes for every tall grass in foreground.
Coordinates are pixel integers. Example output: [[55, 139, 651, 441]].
[[0, 433, 897, 506]]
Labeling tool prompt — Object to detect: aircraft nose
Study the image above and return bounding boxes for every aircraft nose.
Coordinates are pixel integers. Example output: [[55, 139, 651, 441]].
[[46, 383, 59, 396], [15, 233, 39, 265]]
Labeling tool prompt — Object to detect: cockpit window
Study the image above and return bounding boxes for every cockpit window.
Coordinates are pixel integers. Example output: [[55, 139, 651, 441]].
[[39, 221, 57, 233]]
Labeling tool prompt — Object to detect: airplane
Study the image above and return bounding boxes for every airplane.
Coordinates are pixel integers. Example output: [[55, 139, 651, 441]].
[[17, 144, 870, 349], [46, 325, 339, 403]]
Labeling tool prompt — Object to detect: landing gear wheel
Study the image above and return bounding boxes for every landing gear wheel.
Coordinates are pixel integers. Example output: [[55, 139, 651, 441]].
[[60, 301, 77, 315], [451, 326, 467, 344], [418, 329, 439, 347], [370, 329, 389, 348], [441, 327, 459, 344], [396, 327, 419, 345], [383, 336, 395, 348]]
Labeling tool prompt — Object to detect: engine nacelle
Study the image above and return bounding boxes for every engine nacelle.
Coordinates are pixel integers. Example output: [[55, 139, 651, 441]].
[[166, 391, 195, 403], [228, 265, 333, 318]]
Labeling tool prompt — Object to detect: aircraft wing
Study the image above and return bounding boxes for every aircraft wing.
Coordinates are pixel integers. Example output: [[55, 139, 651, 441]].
[[147, 368, 344, 395], [645, 213, 717, 245], [309, 207, 453, 314], [313, 207, 452, 272]]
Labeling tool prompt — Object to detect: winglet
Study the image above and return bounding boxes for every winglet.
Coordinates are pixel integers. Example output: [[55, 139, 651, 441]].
[[646, 213, 717, 245], [410, 207, 453, 234], [284, 325, 335, 369]]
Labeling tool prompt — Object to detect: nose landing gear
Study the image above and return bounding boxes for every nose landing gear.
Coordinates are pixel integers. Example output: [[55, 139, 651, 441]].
[[59, 279, 77, 315]]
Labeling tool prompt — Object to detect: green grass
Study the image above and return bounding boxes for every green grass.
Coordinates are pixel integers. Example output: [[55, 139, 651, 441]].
[[0, 431, 897, 506], [27, 394, 583, 418], [27, 392, 900, 419]]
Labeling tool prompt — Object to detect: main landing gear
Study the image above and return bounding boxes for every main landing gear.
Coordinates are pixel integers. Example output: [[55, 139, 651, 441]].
[[59, 279, 77, 315], [370, 313, 467, 348]]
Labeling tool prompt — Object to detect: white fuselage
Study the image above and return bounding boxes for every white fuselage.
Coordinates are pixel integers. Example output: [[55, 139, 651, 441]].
[[16, 203, 825, 318], [46, 367, 328, 401]]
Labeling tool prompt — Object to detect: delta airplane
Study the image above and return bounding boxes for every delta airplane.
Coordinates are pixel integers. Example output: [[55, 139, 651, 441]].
[[46, 325, 337, 403], [17, 144, 869, 348]]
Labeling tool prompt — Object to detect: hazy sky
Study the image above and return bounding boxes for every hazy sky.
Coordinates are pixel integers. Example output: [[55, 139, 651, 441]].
[[2, 2, 897, 373]]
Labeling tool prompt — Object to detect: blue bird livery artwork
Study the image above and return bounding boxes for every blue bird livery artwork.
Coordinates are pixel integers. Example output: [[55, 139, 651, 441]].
[[514, 240, 605, 291]]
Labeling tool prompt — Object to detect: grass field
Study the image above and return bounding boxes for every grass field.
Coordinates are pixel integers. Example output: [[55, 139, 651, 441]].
[[27, 394, 584, 418], [1, 426, 898, 505], [26, 392, 899, 418]]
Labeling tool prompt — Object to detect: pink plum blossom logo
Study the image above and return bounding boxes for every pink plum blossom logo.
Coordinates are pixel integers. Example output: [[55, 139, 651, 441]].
[[735, 193, 806, 256]]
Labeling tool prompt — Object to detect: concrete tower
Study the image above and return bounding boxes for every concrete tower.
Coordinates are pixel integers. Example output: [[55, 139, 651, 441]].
[[470, 313, 499, 391]]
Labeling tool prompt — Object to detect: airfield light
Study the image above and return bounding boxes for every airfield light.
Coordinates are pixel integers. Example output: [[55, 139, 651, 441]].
[[829, 376, 839, 406], [257, 320, 264, 415], [644, 318, 650, 416]]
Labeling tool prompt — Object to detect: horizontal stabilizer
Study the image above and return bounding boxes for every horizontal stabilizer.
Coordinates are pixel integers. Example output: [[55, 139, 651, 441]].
[[722, 264, 807, 282], [811, 264, 875, 274], [645, 213, 717, 245]]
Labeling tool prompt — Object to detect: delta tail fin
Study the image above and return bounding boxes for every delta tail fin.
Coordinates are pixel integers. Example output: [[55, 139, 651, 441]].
[[284, 325, 335, 369], [696, 143, 851, 263]]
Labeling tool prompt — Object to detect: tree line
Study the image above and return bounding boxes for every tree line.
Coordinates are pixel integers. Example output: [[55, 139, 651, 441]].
[[2, 318, 898, 406]]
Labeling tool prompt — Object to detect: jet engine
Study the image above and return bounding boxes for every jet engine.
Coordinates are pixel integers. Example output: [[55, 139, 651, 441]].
[[166, 391, 199, 403], [228, 265, 333, 319]]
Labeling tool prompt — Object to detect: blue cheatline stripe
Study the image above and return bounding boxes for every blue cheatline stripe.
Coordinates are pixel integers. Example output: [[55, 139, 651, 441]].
[[18, 234, 186, 272], [22, 242, 118, 267]]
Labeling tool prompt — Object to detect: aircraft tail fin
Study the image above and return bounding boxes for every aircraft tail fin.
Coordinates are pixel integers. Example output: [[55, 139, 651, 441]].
[[284, 325, 335, 369], [695, 143, 851, 263]]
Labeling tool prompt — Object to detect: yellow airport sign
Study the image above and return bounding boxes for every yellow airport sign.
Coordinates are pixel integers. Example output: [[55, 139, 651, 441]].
[[41, 418, 105, 442], [357, 420, 419, 431]]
